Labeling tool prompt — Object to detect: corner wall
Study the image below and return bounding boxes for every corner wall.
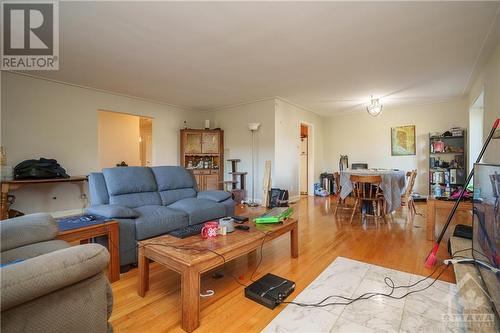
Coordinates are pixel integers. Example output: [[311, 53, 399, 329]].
[[469, 41, 500, 164], [274, 98, 325, 200], [1, 72, 204, 215], [210, 99, 276, 202]]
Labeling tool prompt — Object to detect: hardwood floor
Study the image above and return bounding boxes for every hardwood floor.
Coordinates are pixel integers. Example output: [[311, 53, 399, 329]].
[[110, 196, 471, 332]]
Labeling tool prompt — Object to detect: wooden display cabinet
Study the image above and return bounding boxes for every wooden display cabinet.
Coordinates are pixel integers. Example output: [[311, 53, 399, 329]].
[[180, 129, 224, 191]]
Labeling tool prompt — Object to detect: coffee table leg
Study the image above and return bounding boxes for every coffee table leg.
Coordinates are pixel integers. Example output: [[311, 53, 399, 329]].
[[291, 223, 299, 258], [138, 246, 149, 297], [181, 267, 200, 332]]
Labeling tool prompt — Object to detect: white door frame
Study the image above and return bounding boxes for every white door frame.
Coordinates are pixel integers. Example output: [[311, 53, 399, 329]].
[[298, 122, 314, 196]]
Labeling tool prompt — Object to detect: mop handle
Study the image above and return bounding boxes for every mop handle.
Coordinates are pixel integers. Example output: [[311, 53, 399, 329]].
[[434, 118, 500, 244]]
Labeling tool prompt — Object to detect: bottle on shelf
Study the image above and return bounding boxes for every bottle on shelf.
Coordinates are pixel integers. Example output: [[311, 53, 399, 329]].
[[434, 184, 442, 197]]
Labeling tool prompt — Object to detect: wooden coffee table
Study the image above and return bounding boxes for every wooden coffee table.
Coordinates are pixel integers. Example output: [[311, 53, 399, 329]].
[[137, 218, 298, 332]]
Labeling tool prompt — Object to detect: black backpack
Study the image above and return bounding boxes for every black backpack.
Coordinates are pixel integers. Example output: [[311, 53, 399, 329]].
[[14, 158, 70, 180]]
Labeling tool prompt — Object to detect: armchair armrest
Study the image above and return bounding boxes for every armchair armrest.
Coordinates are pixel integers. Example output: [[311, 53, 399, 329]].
[[1, 244, 109, 311], [197, 190, 232, 203], [0, 213, 57, 252], [85, 204, 139, 219]]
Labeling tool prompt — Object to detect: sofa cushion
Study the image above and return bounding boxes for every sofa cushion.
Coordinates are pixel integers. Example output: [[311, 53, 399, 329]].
[[1, 240, 70, 265], [103, 167, 157, 196], [197, 190, 232, 203], [168, 198, 226, 225], [134, 205, 189, 240], [159, 188, 197, 206], [109, 192, 161, 208], [151, 166, 195, 191], [220, 198, 236, 217], [85, 204, 139, 219], [1, 213, 58, 252], [88, 173, 109, 205]]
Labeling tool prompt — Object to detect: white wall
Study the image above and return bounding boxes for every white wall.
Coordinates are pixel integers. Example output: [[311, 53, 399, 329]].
[[275, 98, 325, 199], [98, 111, 141, 169], [210, 99, 276, 202], [322, 99, 468, 195], [469, 41, 500, 165], [1, 73, 204, 215]]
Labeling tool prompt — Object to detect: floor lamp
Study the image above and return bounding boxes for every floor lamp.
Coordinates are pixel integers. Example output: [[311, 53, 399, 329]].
[[248, 122, 260, 207]]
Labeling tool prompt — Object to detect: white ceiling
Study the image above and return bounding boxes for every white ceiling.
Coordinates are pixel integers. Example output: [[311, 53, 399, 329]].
[[25, 1, 500, 115]]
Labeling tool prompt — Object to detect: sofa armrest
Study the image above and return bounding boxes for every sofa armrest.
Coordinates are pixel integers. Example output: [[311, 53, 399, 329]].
[[197, 190, 232, 203], [0, 213, 58, 252], [1, 244, 109, 311], [85, 204, 139, 219]]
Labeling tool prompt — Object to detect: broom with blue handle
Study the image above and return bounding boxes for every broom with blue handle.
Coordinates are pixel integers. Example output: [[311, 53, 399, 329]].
[[425, 118, 500, 268]]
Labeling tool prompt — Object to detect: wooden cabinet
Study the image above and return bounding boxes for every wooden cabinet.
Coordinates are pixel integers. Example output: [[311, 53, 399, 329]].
[[180, 129, 224, 191]]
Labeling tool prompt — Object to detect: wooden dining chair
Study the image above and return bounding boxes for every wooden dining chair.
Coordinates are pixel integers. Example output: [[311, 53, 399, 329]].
[[401, 170, 417, 219], [333, 172, 349, 215], [349, 175, 386, 224]]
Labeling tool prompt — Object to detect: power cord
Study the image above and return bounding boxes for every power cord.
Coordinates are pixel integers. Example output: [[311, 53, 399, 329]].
[[274, 248, 474, 308]]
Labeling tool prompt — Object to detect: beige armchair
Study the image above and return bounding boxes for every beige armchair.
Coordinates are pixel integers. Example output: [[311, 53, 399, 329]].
[[1, 213, 113, 333]]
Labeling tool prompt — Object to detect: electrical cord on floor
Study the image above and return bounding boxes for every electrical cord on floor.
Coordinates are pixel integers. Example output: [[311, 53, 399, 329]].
[[275, 248, 475, 308]]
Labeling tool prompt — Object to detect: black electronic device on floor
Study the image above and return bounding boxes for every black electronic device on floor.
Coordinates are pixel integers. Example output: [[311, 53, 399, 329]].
[[244, 273, 295, 309], [169, 223, 204, 238]]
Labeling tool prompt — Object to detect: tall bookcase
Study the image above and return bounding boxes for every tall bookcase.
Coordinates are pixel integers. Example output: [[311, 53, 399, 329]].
[[180, 129, 224, 191], [429, 132, 467, 197]]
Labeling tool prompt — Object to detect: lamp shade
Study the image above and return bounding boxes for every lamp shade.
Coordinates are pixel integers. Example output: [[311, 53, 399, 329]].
[[248, 123, 261, 131]]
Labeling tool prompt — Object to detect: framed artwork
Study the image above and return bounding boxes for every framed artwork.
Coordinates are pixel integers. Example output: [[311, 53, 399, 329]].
[[391, 125, 416, 156]]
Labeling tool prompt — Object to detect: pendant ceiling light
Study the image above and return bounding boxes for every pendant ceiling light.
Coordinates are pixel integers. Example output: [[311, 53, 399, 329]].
[[366, 95, 383, 117]]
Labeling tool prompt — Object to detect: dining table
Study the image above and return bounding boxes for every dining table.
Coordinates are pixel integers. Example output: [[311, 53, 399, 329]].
[[339, 169, 407, 213]]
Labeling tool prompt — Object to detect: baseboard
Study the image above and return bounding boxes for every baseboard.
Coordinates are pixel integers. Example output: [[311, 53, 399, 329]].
[[289, 195, 301, 203]]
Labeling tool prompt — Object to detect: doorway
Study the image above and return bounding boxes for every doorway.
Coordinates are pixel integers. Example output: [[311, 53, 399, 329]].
[[98, 110, 153, 169], [300, 124, 309, 195]]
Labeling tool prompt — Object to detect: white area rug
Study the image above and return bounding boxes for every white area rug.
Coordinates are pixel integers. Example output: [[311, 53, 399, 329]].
[[263, 257, 464, 332]]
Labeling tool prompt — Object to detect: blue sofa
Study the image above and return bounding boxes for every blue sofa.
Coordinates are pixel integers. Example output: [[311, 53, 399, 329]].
[[86, 166, 235, 266]]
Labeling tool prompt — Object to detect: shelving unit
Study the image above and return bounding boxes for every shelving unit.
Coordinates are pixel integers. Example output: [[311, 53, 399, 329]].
[[180, 129, 224, 191], [428, 133, 466, 197]]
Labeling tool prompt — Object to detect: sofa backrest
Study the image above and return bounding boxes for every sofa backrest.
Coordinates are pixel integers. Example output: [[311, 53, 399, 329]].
[[102, 167, 161, 208], [151, 166, 197, 205], [88, 166, 197, 208], [88, 173, 109, 205]]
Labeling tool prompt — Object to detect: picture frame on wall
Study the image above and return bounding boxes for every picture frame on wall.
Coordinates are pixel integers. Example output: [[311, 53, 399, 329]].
[[391, 125, 416, 156]]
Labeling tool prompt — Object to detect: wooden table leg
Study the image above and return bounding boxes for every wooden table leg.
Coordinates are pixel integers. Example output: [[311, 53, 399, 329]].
[[1, 183, 10, 220], [427, 199, 436, 241], [181, 267, 200, 332], [291, 222, 299, 258], [138, 246, 149, 297], [107, 223, 120, 283]]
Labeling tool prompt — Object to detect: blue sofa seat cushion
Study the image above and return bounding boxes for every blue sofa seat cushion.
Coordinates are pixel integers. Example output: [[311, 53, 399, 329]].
[[134, 205, 189, 240], [168, 198, 226, 225], [197, 190, 232, 203], [159, 188, 197, 206], [85, 204, 139, 219]]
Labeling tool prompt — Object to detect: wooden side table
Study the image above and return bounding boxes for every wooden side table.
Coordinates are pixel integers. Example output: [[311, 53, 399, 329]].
[[57, 220, 120, 283], [426, 197, 473, 241]]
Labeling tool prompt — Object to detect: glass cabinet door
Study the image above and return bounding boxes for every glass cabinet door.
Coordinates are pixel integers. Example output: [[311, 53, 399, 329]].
[[185, 132, 202, 154], [202, 133, 219, 154]]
